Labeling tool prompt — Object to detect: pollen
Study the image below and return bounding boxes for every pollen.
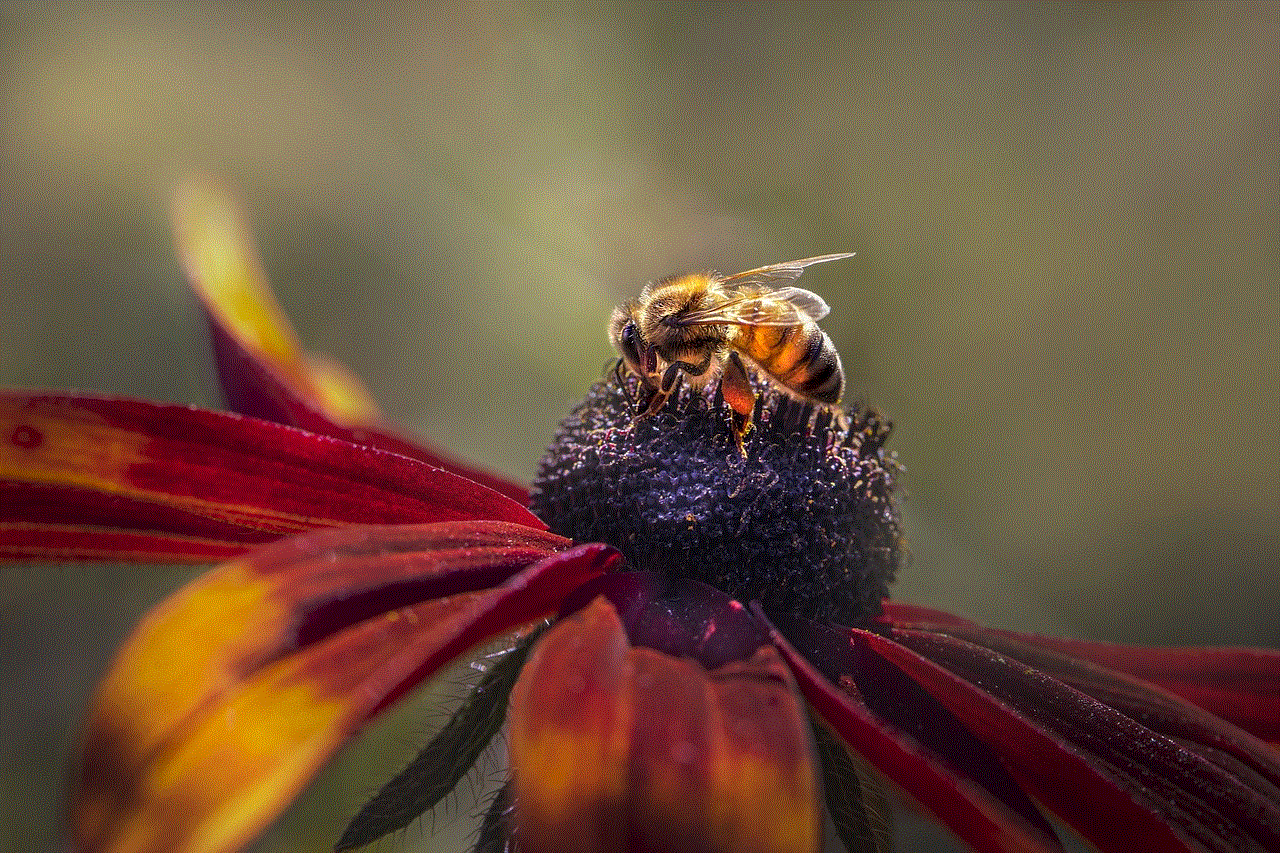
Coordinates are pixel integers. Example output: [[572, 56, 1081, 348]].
[[530, 374, 905, 624]]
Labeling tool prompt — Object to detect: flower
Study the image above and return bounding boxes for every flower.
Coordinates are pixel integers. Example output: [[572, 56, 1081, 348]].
[[2, 177, 1277, 853]]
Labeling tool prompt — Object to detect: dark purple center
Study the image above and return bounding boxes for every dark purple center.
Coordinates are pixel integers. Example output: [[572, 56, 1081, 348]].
[[531, 374, 905, 626]]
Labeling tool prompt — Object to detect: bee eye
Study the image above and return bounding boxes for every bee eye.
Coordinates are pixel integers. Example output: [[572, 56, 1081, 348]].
[[621, 322, 637, 346]]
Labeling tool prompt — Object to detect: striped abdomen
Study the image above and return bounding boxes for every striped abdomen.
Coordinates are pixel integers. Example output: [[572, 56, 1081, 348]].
[[734, 323, 844, 403]]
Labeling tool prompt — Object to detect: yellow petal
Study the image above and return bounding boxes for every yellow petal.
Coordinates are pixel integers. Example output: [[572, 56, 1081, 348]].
[[76, 595, 477, 853], [171, 174, 381, 426], [71, 525, 613, 853]]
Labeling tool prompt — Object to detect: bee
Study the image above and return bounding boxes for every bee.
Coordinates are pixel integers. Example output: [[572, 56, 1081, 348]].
[[609, 253, 852, 448]]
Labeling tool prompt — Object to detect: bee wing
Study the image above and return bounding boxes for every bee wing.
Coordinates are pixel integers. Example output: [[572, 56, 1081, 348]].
[[674, 285, 831, 327], [768, 286, 831, 321], [719, 252, 856, 290]]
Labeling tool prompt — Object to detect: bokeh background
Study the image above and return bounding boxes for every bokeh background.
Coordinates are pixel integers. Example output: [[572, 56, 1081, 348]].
[[2, 3, 1277, 851]]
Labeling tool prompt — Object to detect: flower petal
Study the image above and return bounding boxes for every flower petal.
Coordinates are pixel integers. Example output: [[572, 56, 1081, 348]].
[[73, 527, 619, 853], [508, 596, 632, 853], [999, 633, 1280, 746], [880, 600, 973, 627], [879, 627, 1280, 853], [169, 176, 319, 414], [755, 607, 1062, 853], [509, 596, 821, 853], [171, 174, 528, 504], [0, 392, 540, 561], [84, 522, 571, 801], [0, 522, 247, 563], [882, 601, 1280, 748], [902, 620, 1280, 793]]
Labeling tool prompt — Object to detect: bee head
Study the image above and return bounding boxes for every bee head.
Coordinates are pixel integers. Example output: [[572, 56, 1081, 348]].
[[609, 304, 650, 376]]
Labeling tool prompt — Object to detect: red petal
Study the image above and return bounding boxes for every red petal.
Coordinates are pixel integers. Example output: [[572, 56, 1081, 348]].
[[171, 175, 529, 505], [73, 526, 618, 853], [754, 607, 1062, 853], [881, 600, 975, 628], [0, 392, 540, 561], [897, 619, 1280, 793], [880, 627, 1280, 853], [883, 601, 1280, 747], [0, 523, 246, 562], [1004, 633, 1279, 745], [509, 597, 821, 853], [508, 596, 632, 853]]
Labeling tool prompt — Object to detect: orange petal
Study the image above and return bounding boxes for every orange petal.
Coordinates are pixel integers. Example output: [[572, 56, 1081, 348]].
[[170, 174, 530, 505], [631, 646, 821, 853], [508, 596, 633, 853], [508, 597, 820, 853], [72, 523, 619, 853], [171, 175, 332, 416], [83, 522, 567, 776]]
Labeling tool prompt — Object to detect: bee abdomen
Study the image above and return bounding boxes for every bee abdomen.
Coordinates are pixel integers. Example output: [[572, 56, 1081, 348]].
[[741, 325, 798, 371], [794, 334, 843, 403], [746, 326, 843, 403]]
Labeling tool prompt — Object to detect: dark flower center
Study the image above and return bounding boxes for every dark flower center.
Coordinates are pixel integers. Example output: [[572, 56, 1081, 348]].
[[530, 374, 905, 625]]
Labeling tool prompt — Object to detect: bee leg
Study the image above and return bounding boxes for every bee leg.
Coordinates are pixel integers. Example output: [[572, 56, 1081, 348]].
[[636, 352, 714, 421], [636, 362, 681, 419], [613, 358, 643, 410], [633, 383, 661, 419], [632, 343, 663, 416], [671, 350, 715, 379], [612, 359, 629, 395], [721, 351, 757, 454]]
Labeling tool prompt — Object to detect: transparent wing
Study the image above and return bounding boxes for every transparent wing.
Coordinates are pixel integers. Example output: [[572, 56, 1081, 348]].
[[769, 286, 831, 321], [675, 285, 832, 327], [719, 252, 856, 291]]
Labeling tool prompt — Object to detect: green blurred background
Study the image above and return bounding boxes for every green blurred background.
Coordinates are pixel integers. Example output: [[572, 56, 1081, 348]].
[[2, 3, 1276, 851]]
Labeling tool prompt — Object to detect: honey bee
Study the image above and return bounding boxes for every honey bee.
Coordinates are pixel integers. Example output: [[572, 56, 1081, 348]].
[[609, 253, 852, 447]]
